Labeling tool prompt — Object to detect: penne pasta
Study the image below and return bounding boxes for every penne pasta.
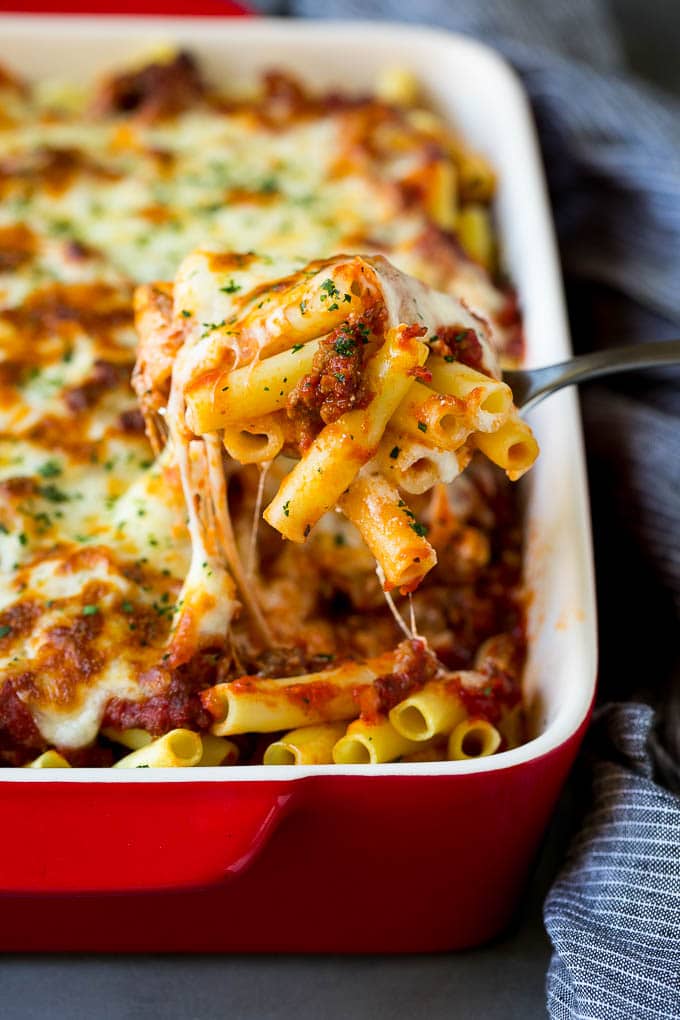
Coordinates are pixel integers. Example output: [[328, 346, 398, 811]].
[[198, 733, 240, 766], [447, 718, 501, 760], [264, 326, 428, 541], [186, 339, 321, 433], [112, 729, 203, 768], [391, 381, 468, 450], [473, 414, 539, 480], [427, 358, 513, 432], [338, 472, 436, 591], [101, 727, 153, 751], [376, 430, 461, 495], [457, 203, 496, 271], [263, 722, 347, 765], [233, 259, 380, 365], [375, 66, 420, 107], [25, 751, 71, 768], [202, 653, 394, 736], [332, 715, 436, 764], [389, 678, 467, 741], [455, 147, 496, 203], [222, 415, 285, 464]]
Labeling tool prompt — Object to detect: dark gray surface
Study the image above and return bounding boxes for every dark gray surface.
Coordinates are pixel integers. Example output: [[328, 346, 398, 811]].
[[1, 3, 676, 1019]]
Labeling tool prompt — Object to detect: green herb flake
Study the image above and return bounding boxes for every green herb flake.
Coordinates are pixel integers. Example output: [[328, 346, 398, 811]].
[[38, 484, 69, 503], [201, 320, 226, 338], [389, 445, 400, 459], [444, 355, 456, 363], [0, 625, 11, 639], [82, 604, 99, 616], [299, 300, 307, 315], [409, 521, 428, 537], [283, 500, 291, 517], [38, 460, 62, 478], [417, 421, 428, 433], [291, 343, 304, 353], [220, 280, 241, 294], [334, 334, 356, 357], [121, 601, 134, 614], [181, 309, 192, 318], [320, 278, 340, 300]]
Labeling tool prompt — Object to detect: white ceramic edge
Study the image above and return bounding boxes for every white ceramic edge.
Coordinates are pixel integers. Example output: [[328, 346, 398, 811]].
[[0, 15, 597, 783]]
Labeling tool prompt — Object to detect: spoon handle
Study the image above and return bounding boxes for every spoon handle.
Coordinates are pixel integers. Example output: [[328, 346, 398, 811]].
[[504, 339, 680, 411]]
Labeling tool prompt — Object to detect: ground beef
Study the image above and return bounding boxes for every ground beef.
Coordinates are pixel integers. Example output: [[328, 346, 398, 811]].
[[92, 52, 204, 123], [286, 320, 371, 450], [430, 325, 487, 375]]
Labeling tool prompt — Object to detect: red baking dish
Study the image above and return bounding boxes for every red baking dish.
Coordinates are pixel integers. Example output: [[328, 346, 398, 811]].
[[0, 15, 597, 953]]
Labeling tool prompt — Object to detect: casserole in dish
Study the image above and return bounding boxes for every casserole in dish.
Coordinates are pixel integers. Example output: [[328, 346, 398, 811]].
[[0, 15, 596, 952]]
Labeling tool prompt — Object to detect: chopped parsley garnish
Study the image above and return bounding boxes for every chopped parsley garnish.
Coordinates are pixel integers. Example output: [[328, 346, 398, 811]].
[[389, 446, 400, 459], [38, 484, 69, 503], [121, 601, 134, 614], [417, 421, 428, 433], [409, 521, 428, 537], [181, 309, 192, 318], [334, 372, 346, 383], [220, 280, 241, 294], [82, 605, 99, 616], [319, 278, 340, 301], [327, 302, 339, 312], [18, 533, 27, 546], [38, 460, 62, 478], [0, 625, 11, 639], [291, 343, 304, 353], [334, 333, 356, 357], [333, 533, 346, 547], [444, 355, 456, 363], [201, 320, 226, 338], [283, 500, 291, 517], [299, 300, 307, 315]]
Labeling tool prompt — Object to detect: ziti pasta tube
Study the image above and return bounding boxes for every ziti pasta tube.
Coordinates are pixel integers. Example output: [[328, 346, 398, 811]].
[[202, 653, 394, 736]]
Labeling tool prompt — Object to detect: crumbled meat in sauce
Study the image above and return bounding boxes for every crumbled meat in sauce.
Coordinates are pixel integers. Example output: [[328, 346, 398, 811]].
[[102, 653, 219, 737], [92, 52, 204, 123], [430, 325, 487, 375], [357, 637, 439, 720], [286, 320, 372, 451], [243, 646, 337, 679]]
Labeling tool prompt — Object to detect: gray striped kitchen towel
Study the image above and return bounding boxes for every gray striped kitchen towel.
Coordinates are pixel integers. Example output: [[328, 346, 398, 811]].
[[259, 0, 680, 1015]]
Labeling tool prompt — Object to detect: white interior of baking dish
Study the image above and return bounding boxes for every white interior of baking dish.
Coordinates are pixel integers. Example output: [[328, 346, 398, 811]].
[[0, 16, 597, 781]]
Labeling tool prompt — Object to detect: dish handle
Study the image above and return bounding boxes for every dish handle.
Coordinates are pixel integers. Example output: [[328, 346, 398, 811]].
[[0, 780, 291, 894]]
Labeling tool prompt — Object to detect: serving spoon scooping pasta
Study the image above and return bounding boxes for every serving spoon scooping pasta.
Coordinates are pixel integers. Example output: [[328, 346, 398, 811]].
[[503, 339, 680, 413]]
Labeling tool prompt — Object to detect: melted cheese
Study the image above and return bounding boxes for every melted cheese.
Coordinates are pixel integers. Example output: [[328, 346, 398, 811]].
[[0, 56, 517, 754]]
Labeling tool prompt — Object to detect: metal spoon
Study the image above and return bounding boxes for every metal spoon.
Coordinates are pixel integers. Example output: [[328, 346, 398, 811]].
[[503, 339, 680, 412]]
